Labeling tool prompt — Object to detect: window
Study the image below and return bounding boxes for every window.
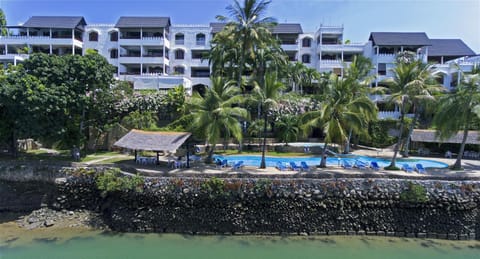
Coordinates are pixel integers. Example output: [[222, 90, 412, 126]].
[[110, 31, 118, 42], [89, 31, 98, 42], [174, 66, 185, 75], [196, 33, 206, 45], [175, 49, 185, 60], [175, 33, 184, 45], [302, 38, 312, 47], [301, 54, 311, 64], [110, 49, 118, 59], [378, 63, 386, 76]]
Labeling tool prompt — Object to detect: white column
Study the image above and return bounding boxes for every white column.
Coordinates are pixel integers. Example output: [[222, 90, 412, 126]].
[[140, 28, 143, 75], [72, 29, 75, 55], [4, 44, 7, 54], [163, 28, 166, 75], [375, 46, 379, 87]]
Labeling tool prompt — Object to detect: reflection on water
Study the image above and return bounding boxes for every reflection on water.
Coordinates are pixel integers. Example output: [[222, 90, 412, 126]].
[[1, 229, 479, 259]]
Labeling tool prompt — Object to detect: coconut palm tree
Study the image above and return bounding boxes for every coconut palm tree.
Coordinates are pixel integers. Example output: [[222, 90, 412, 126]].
[[433, 70, 480, 169], [216, 0, 277, 88], [275, 115, 299, 145], [188, 76, 249, 163], [342, 55, 376, 153], [302, 73, 377, 167], [252, 72, 285, 168], [385, 57, 442, 168]]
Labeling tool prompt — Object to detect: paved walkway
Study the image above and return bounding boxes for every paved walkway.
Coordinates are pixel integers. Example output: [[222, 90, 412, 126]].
[[82, 147, 480, 179]]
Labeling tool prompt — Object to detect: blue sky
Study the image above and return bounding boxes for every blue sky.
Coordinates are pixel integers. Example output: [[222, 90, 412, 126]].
[[2, 0, 479, 53]]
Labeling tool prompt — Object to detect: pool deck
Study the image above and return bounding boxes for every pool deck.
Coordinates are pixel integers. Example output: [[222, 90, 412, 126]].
[[126, 148, 480, 180]]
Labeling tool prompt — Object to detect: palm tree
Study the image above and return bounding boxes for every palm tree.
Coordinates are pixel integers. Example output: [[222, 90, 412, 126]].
[[342, 55, 376, 153], [188, 76, 249, 163], [385, 57, 441, 168], [433, 71, 480, 169], [253, 72, 285, 168], [302, 74, 377, 167], [275, 115, 299, 145], [216, 0, 276, 88]]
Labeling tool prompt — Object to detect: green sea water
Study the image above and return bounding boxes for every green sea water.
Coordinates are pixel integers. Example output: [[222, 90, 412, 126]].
[[1, 232, 480, 259]]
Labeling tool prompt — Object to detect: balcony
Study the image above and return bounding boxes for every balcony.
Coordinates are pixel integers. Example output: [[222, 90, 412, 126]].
[[319, 43, 364, 52], [318, 59, 342, 67], [280, 44, 298, 51], [373, 53, 396, 63], [378, 111, 414, 120], [1, 35, 83, 46]]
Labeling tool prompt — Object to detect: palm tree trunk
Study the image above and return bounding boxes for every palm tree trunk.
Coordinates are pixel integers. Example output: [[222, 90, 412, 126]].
[[206, 144, 216, 164], [260, 110, 268, 169], [10, 129, 18, 158], [454, 124, 470, 170], [320, 142, 328, 168], [388, 105, 406, 169], [344, 128, 353, 154], [402, 112, 419, 158]]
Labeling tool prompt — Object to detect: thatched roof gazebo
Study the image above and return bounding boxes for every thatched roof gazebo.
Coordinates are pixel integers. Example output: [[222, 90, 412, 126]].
[[411, 129, 480, 144], [114, 129, 192, 165]]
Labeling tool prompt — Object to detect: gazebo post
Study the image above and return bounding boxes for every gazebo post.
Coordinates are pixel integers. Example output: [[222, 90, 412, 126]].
[[134, 149, 138, 162], [186, 142, 190, 168], [156, 151, 160, 165]]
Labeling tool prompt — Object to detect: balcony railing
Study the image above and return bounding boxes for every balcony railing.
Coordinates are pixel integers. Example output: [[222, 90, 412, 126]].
[[120, 54, 141, 57], [175, 40, 184, 45]]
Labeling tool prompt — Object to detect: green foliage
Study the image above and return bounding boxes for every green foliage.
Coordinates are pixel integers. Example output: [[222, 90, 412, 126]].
[[365, 119, 397, 148], [400, 182, 428, 203], [121, 110, 158, 130], [254, 178, 273, 196], [0, 9, 6, 36], [95, 168, 144, 193], [201, 177, 225, 195], [275, 115, 299, 144]]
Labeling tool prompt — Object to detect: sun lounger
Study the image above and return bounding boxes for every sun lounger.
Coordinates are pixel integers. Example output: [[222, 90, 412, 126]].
[[415, 163, 426, 173], [341, 160, 353, 169], [289, 162, 301, 171], [370, 161, 381, 171], [276, 161, 287, 171], [215, 159, 228, 168], [233, 161, 244, 170], [300, 161, 310, 171], [354, 160, 368, 169], [401, 164, 414, 173]]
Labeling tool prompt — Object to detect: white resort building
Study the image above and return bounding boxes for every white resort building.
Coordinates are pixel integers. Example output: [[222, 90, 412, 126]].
[[0, 15, 478, 115]]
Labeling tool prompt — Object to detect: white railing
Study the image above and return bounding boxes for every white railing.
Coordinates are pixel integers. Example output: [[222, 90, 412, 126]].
[[378, 111, 414, 120]]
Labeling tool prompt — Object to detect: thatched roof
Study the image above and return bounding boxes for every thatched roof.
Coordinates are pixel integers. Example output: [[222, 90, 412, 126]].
[[411, 129, 480, 144], [114, 130, 191, 151]]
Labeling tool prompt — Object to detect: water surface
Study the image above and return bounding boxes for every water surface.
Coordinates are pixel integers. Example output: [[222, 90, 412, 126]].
[[1, 230, 479, 259]]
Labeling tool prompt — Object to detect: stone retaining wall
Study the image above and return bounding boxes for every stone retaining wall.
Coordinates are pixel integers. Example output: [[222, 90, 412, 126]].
[[1, 165, 480, 240], [53, 174, 480, 240]]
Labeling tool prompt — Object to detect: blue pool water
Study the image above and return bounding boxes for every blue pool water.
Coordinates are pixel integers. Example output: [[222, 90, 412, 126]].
[[214, 155, 449, 169]]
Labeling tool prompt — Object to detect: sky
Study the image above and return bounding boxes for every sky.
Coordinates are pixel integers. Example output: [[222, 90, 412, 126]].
[[2, 0, 479, 53]]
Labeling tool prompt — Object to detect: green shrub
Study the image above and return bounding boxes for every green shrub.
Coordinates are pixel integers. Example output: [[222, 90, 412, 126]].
[[400, 182, 428, 203], [95, 168, 144, 194], [201, 177, 225, 195]]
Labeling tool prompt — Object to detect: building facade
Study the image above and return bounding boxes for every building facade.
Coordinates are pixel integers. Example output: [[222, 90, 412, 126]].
[[1, 15, 478, 103]]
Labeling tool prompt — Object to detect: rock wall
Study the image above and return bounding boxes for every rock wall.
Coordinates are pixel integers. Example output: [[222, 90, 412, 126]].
[[52, 175, 480, 240]]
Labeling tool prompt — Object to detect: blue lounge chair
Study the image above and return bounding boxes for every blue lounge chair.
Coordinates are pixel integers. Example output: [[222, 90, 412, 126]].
[[289, 161, 301, 171], [341, 160, 353, 169], [354, 160, 368, 169], [215, 159, 228, 168], [233, 161, 244, 170], [401, 164, 414, 173], [370, 161, 381, 171], [415, 163, 426, 173], [300, 161, 310, 171], [276, 162, 287, 171]]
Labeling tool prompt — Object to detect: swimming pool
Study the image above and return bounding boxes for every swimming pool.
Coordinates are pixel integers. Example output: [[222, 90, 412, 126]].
[[214, 155, 449, 169]]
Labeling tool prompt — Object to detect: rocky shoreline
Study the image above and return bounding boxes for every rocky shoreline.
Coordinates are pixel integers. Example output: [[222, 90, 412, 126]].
[[14, 208, 107, 230]]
